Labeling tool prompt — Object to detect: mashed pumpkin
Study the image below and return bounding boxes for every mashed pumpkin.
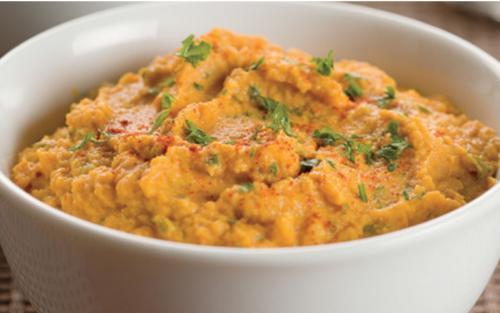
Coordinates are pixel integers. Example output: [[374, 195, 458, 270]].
[[12, 29, 500, 247]]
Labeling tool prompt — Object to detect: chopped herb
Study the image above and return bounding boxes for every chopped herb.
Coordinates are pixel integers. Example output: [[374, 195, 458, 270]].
[[245, 56, 265, 71], [377, 86, 397, 108], [374, 186, 385, 209], [147, 110, 170, 134], [351, 134, 364, 139], [344, 73, 367, 81], [358, 183, 368, 202], [240, 182, 255, 193], [162, 92, 177, 110], [148, 87, 159, 95], [343, 74, 364, 98], [311, 50, 334, 76], [160, 78, 176, 88], [418, 105, 432, 114], [312, 125, 344, 146], [68, 133, 96, 152], [300, 158, 321, 174], [356, 143, 373, 165], [363, 224, 384, 233], [250, 125, 263, 141], [176, 34, 212, 68], [207, 155, 219, 166], [468, 151, 492, 180], [233, 96, 241, 103], [250, 146, 256, 157], [249, 87, 296, 137], [343, 140, 356, 164], [270, 162, 278, 177], [376, 121, 412, 171], [185, 120, 215, 146], [327, 160, 336, 169], [226, 219, 239, 224], [224, 140, 237, 145], [193, 82, 204, 90], [98, 128, 114, 138], [221, 89, 228, 95], [403, 190, 417, 201]]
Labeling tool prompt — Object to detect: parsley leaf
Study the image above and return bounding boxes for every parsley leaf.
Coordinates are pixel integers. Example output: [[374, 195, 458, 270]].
[[270, 103, 296, 137], [300, 158, 321, 174], [160, 78, 176, 88], [270, 162, 278, 177], [207, 155, 219, 166], [176, 34, 212, 68], [250, 146, 256, 157], [193, 82, 204, 90], [98, 129, 114, 138], [358, 183, 368, 202], [376, 121, 412, 171], [312, 125, 344, 146], [343, 73, 364, 98], [68, 133, 96, 152], [418, 105, 432, 114], [240, 182, 255, 193], [224, 140, 237, 145], [162, 92, 177, 110], [403, 190, 416, 201], [327, 160, 336, 169], [344, 140, 356, 164], [250, 125, 263, 141], [185, 120, 215, 146], [311, 50, 334, 76], [356, 143, 373, 165], [377, 86, 397, 108], [147, 110, 170, 135], [245, 57, 265, 71]]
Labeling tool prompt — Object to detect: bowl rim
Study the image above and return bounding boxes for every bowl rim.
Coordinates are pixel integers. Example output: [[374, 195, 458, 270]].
[[1, 1, 500, 258]]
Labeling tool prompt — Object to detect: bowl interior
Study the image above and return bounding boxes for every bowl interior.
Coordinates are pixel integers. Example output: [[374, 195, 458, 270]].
[[1, 2, 500, 175]]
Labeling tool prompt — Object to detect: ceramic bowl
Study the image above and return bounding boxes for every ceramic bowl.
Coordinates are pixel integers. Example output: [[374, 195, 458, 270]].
[[1, 3, 500, 313]]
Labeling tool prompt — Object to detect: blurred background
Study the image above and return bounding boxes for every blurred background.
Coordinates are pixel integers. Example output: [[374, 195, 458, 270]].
[[1, 2, 500, 313]]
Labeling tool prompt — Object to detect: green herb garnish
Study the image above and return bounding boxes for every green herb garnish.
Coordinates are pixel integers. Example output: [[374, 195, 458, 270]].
[[224, 140, 237, 145], [185, 120, 215, 146], [148, 87, 159, 95], [270, 162, 278, 177], [312, 125, 344, 146], [176, 35, 212, 68], [326, 160, 336, 169], [377, 86, 397, 108], [356, 143, 373, 165], [68, 133, 96, 152], [250, 125, 263, 141], [221, 89, 228, 95], [147, 110, 170, 134], [240, 182, 255, 193], [160, 78, 176, 88], [363, 224, 384, 233], [245, 57, 265, 71], [300, 158, 321, 174], [343, 140, 356, 164], [98, 129, 114, 138], [162, 92, 177, 110], [311, 50, 334, 76], [193, 82, 204, 91], [207, 155, 219, 166], [468, 151, 492, 180], [418, 105, 432, 114], [250, 146, 256, 157], [376, 121, 412, 171], [358, 183, 368, 202], [343, 73, 364, 98]]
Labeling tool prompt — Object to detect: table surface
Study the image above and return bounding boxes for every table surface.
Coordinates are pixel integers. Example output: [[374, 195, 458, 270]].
[[1, 2, 500, 313]]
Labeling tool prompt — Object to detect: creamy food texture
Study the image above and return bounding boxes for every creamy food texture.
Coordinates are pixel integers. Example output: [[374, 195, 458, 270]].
[[12, 29, 500, 247]]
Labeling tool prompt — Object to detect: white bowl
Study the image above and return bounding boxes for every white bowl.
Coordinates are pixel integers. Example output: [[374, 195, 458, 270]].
[[1, 3, 500, 313]]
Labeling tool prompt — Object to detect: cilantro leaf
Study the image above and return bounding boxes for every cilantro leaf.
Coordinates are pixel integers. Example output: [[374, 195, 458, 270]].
[[162, 92, 177, 110], [357, 143, 373, 165], [147, 110, 170, 135], [377, 86, 397, 108], [245, 57, 265, 71], [240, 182, 255, 193], [193, 82, 204, 91], [185, 120, 215, 146], [312, 125, 344, 146], [68, 133, 97, 152], [358, 183, 368, 202], [250, 125, 263, 141], [207, 155, 219, 166], [270, 162, 278, 177], [311, 50, 334, 76], [176, 34, 212, 68], [376, 121, 412, 171], [270, 103, 296, 137], [300, 158, 321, 174], [160, 78, 176, 88], [343, 73, 364, 98]]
